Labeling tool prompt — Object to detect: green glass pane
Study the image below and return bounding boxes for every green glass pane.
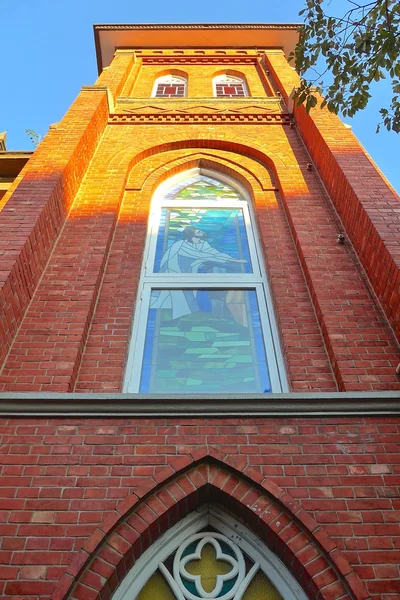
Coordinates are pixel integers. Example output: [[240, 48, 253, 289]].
[[164, 175, 241, 202], [140, 289, 271, 393]]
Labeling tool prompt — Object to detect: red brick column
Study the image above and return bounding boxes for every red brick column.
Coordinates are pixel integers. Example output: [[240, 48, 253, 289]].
[[272, 129, 400, 391], [265, 51, 400, 345], [0, 90, 109, 371], [95, 51, 135, 100], [0, 54, 135, 391]]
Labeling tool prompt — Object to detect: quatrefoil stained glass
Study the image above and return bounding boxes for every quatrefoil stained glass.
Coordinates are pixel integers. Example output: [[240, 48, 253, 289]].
[[137, 530, 283, 600]]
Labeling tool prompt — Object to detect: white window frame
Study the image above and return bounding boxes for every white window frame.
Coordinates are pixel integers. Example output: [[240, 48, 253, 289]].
[[213, 75, 249, 98], [152, 74, 187, 98], [123, 168, 288, 394], [112, 504, 308, 600]]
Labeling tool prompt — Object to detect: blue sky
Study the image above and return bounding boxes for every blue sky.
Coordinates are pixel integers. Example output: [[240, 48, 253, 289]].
[[1, 0, 398, 193]]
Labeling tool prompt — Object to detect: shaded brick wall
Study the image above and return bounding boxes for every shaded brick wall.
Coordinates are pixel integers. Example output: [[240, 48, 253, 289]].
[[0, 417, 400, 599], [265, 51, 400, 347]]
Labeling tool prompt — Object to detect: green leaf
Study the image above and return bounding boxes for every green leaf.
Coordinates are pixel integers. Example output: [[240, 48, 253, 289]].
[[294, 0, 400, 133]]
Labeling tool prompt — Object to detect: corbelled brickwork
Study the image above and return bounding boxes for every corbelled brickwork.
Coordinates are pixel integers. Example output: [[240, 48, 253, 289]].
[[0, 29, 400, 600]]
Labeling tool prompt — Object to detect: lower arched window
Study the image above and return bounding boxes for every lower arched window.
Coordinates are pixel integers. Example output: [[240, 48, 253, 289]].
[[123, 169, 287, 394], [112, 505, 308, 600]]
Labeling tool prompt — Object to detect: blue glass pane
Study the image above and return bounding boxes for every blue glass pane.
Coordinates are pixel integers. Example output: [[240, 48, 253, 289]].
[[154, 208, 252, 274], [164, 175, 241, 202], [139, 289, 271, 394]]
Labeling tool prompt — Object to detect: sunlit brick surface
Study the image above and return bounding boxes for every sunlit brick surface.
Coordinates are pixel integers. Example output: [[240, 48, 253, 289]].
[[0, 39, 399, 600]]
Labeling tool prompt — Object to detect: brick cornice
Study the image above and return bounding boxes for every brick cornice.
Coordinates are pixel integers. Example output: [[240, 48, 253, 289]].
[[108, 113, 291, 124], [111, 98, 288, 123], [142, 55, 256, 65]]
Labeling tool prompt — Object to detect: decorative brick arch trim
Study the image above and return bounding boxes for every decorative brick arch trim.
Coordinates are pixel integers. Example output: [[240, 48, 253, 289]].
[[130, 150, 270, 192], [153, 68, 189, 79], [212, 68, 249, 80], [108, 137, 286, 183], [130, 153, 266, 201], [51, 448, 368, 600]]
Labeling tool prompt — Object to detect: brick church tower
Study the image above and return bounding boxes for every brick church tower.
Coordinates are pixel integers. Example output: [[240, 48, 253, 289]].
[[0, 23, 400, 600]]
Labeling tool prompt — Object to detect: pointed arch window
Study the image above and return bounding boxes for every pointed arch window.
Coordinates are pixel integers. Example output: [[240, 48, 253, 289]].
[[124, 169, 287, 394], [112, 505, 308, 600], [153, 74, 187, 97], [213, 75, 248, 98]]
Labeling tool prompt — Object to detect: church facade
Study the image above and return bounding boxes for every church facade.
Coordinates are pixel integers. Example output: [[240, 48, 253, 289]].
[[0, 23, 400, 600]]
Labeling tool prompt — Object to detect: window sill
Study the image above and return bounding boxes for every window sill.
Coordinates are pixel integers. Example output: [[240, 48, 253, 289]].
[[0, 391, 399, 416]]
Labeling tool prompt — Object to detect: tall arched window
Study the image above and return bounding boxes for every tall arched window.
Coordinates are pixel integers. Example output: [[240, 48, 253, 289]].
[[124, 169, 287, 394], [153, 74, 187, 97], [112, 505, 308, 600], [213, 75, 248, 97]]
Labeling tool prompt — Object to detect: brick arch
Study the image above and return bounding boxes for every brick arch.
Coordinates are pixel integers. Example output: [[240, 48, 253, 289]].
[[107, 137, 287, 185], [153, 68, 188, 80], [129, 154, 265, 202], [75, 143, 336, 393], [212, 68, 247, 77], [211, 68, 249, 84], [51, 449, 368, 600], [126, 148, 272, 192]]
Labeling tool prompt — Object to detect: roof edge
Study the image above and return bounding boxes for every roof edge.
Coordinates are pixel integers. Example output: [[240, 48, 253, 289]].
[[93, 22, 302, 74]]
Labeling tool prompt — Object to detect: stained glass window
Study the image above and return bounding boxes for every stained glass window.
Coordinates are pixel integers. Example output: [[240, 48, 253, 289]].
[[153, 75, 187, 97], [124, 171, 286, 393], [113, 506, 308, 600], [213, 75, 248, 97], [140, 289, 270, 393], [154, 208, 253, 274], [136, 531, 283, 600]]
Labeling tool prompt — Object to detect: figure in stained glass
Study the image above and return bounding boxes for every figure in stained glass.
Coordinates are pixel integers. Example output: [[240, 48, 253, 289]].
[[160, 227, 247, 274], [154, 208, 253, 274], [152, 226, 247, 321]]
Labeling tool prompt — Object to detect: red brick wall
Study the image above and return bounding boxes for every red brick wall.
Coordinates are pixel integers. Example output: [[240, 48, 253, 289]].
[[0, 417, 399, 599], [0, 49, 399, 393], [265, 51, 400, 347], [0, 43, 399, 600], [0, 91, 109, 369], [1, 128, 399, 393]]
